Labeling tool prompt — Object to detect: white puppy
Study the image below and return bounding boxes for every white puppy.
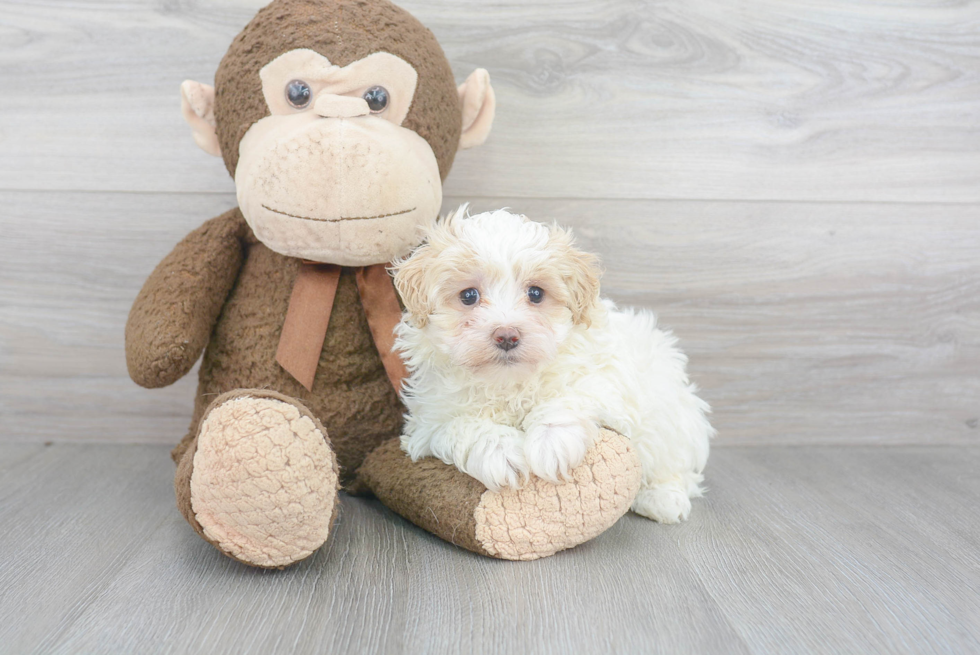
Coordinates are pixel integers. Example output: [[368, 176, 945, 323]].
[[391, 207, 714, 523]]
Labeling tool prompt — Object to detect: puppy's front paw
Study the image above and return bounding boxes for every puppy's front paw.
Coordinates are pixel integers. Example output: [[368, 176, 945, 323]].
[[464, 436, 528, 491], [632, 484, 692, 524], [524, 419, 596, 483]]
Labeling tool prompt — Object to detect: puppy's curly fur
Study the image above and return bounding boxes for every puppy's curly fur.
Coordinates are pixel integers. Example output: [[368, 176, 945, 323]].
[[392, 207, 714, 523]]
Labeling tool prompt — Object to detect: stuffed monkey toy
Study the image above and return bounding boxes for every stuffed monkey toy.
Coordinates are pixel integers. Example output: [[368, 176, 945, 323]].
[[126, 0, 642, 568]]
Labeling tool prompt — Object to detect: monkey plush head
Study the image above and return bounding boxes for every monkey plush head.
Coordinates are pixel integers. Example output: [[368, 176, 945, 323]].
[[179, 0, 495, 265]]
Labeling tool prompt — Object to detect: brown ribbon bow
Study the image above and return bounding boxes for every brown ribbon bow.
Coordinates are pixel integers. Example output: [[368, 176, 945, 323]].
[[275, 262, 409, 392]]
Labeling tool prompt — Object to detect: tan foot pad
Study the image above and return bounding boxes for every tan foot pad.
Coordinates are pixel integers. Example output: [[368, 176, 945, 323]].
[[190, 396, 339, 568], [474, 429, 642, 560]]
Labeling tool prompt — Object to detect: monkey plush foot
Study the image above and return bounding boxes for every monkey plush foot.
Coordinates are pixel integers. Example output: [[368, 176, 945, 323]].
[[357, 429, 641, 560], [175, 390, 339, 568]]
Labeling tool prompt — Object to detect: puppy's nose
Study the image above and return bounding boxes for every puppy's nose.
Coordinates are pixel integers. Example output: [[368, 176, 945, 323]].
[[493, 327, 521, 351]]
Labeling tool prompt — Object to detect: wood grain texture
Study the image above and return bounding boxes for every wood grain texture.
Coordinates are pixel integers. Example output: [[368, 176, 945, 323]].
[[463, 197, 980, 446], [2, 191, 977, 446], [0, 443, 977, 654], [0, 0, 978, 201], [0, 444, 176, 653], [675, 447, 980, 654]]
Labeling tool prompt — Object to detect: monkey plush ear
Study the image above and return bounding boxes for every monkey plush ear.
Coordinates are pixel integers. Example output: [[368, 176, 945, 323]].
[[180, 80, 222, 157], [457, 69, 496, 150]]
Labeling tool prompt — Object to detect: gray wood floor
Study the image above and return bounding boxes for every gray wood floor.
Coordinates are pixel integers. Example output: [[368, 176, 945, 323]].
[[1, 442, 977, 655]]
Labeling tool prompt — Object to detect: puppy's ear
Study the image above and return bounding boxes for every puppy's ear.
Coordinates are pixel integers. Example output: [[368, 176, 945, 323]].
[[549, 225, 602, 326], [391, 243, 435, 327]]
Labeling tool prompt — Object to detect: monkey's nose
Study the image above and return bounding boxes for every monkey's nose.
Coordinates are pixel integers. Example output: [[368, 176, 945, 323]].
[[314, 94, 370, 118], [493, 327, 521, 352]]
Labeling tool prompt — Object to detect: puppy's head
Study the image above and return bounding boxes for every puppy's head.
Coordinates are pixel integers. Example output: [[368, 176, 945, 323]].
[[392, 207, 601, 379]]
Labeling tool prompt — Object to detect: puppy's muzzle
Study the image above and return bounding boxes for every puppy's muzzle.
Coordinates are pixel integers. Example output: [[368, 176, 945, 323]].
[[492, 327, 521, 352]]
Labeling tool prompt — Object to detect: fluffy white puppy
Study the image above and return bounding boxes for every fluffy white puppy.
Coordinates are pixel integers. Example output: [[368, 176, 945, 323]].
[[391, 207, 714, 523]]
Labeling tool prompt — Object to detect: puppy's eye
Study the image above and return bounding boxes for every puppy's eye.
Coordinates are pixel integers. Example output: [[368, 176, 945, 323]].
[[460, 288, 480, 306], [363, 86, 389, 113], [285, 80, 312, 108], [527, 286, 545, 304]]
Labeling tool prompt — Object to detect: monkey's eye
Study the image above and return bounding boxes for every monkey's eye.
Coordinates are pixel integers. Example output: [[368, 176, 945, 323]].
[[460, 288, 480, 306], [285, 80, 312, 109], [527, 286, 545, 304], [363, 86, 389, 113]]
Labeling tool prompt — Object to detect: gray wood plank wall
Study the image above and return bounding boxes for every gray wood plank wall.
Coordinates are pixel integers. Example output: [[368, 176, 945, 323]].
[[1, 0, 978, 446]]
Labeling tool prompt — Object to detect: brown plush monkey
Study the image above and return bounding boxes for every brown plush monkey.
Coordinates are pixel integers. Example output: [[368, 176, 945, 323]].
[[126, 0, 641, 568]]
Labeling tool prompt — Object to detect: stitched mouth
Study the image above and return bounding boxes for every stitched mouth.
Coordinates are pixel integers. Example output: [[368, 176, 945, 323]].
[[261, 205, 416, 222]]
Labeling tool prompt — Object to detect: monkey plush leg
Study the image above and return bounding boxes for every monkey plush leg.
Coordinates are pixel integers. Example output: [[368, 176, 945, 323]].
[[357, 429, 641, 561], [175, 390, 339, 569]]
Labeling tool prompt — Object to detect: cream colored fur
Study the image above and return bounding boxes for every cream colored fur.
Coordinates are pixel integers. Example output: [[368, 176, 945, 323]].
[[457, 68, 495, 150], [236, 50, 441, 265], [190, 396, 339, 567], [180, 80, 220, 157], [180, 49, 495, 266], [259, 50, 418, 124], [474, 430, 642, 560], [393, 208, 715, 523]]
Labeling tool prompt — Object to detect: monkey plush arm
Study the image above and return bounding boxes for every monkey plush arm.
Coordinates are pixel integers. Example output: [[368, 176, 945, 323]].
[[358, 429, 642, 560], [126, 208, 248, 388]]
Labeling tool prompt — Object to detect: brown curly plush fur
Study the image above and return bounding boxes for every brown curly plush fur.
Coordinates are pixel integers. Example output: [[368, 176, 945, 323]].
[[214, 0, 461, 179], [126, 212, 246, 389], [148, 209, 405, 487], [126, 0, 641, 566], [129, 208, 643, 564], [133, 0, 456, 480]]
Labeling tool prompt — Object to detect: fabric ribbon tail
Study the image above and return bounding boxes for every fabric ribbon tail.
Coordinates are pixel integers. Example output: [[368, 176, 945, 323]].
[[356, 264, 410, 394], [275, 262, 408, 395], [275, 263, 342, 391]]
